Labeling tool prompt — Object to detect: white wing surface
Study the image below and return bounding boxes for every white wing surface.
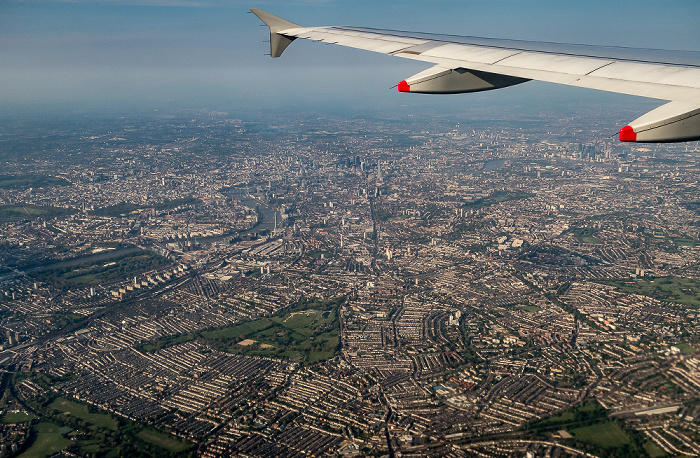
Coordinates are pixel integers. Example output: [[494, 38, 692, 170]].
[[251, 9, 700, 143]]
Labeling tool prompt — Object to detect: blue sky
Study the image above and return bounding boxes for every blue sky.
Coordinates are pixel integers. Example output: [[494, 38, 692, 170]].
[[1, 0, 698, 117]]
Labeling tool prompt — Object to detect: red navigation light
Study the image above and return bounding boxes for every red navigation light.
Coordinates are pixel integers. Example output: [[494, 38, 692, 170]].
[[398, 80, 410, 92], [619, 125, 637, 142]]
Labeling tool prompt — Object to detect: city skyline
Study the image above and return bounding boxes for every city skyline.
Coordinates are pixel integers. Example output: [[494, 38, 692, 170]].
[[2, 0, 698, 117], [1, 1, 700, 456], [0, 109, 698, 456]]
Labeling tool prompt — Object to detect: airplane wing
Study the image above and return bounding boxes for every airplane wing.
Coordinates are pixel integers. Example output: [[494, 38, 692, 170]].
[[251, 9, 700, 143]]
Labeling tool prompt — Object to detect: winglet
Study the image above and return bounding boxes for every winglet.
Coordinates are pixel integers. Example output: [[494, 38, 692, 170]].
[[250, 9, 300, 58]]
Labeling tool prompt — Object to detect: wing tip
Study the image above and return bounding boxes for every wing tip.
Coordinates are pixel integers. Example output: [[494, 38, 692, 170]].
[[250, 8, 300, 58], [250, 8, 300, 32]]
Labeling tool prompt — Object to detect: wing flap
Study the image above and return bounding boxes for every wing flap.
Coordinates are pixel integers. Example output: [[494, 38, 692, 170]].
[[497, 53, 613, 76], [588, 62, 700, 89], [422, 44, 522, 65], [571, 76, 700, 103]]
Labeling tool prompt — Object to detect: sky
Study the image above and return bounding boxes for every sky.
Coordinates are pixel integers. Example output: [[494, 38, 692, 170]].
[[1, 0, 699, 118]]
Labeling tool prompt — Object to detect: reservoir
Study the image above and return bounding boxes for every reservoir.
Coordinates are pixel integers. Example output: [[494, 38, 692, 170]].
[[480, 158, 507, 173]]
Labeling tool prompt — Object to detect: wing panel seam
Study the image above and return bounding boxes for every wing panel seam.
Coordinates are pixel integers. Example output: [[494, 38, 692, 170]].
[[635, 111, 700, 134], [490, 52, 523, 65], [583, 61, 616, 76]]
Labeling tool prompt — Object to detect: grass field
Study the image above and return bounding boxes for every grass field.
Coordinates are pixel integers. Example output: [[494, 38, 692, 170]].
[[49, 398, 118, 430], [32, 250, 170, 290], [200, 318, 273, 341], [52, 312, 87, 329], [140, 333, 195, 352], [669, 237, 697, 247], [18, 422, 70, 458], [570, 422, 630, 448], [531, 402, 603, 428], [599, 277, 700, 309], [2, 412, 36, 423], [0, 204, 75, 221], [0, 175, 71, 190], [137, 429, 190, 452], [644, 440, 666, 457], [77, 439, 105, 455], [463, 191, 535, 211], [202, 308, 339, 363], [677, 343, 696, 354], [143, 299, 341, 364], [520, 305, 542, 313], [571, 227, 602, 244], [647, 231, 698, 247]]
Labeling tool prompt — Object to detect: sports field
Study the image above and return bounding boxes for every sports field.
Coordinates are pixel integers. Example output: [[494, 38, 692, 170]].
[[49, 398, 118, 430], [18, 422, 70, 458], [570, 422, 630, 448]]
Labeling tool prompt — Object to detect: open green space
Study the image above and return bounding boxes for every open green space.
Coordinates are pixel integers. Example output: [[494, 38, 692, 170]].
[[646, 230, 698, 247], [0, 175, 71, 190], [520, 305, 541, 313], [91, 197, 197, 217], [644, 440, 666, 457], [137, 429, 190, 452], [528, 402, 605, 430], [20, 392, 193, 457], [31, 250, 170, 290], [201, 318, 273, 341], [2, 411, 36, 423], [77, 439, 105, 455], [203, 306, 339, 363], [18, 422, 70, 458], [139, 333, 195, 352], [52, 312, 87, 329], [463, 191, 535, 211], [669, 237, 697, 247], [676, 343, 696, 354], [570, 422, 630, 448], [49, 398, 118, 430], [141, 298, 342, 364], [0, 204, 75, 221], [571, 227, 602, 244], [598, 276, 700, 309]]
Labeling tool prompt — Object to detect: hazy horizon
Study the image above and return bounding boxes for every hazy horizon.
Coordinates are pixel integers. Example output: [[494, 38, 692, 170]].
[[2, 0, 698, 117]]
